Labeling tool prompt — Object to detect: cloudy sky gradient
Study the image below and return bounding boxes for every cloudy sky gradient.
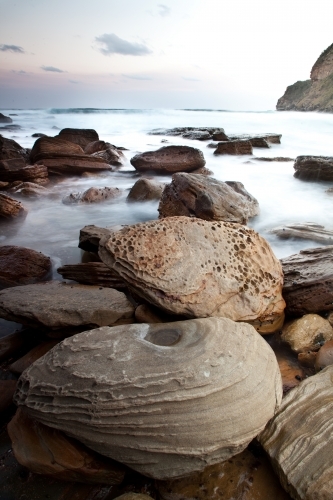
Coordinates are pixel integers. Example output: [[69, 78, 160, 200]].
[[0, 0, 332, 109]]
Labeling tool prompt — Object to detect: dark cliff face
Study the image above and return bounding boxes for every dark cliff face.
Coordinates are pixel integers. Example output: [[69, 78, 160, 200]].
[[277, 43, 333, 112]]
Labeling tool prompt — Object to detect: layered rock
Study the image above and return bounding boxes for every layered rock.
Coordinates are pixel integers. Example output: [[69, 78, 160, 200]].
[[315, 339, 333, 371], [0, 281, 135, 330], [271, 222, 333, 244], [293, 156, 333, 181], [158, 173, 259, 224], [57, 262, 127, 289], [0, 158, 48, 183], [259, 366, 333, 499], [57, 128, 99, 148], [127, 178, 164, 202], [14, 317, 282, 479], [130, 146, 206, 174], [99, 217, 285, 332], [228, 133, 282, 144], [0, 246, 52, 289], [8, 181, 51, 198], [62, 186, 121, 204], [281, 246, 333, 316], [149, 127, 228, 141], [281, 314, 333, 353], [85, 140, 124, 166], [0, 193, 27, 220], [214, 140, 253, 155], [0, 135, 29, 162]]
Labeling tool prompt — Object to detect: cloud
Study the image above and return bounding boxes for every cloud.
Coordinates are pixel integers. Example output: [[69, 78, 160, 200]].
[[95, 33, 152, 56], [158, 4, 171, 17], [122, 74, 153, 80], [12, 70, 27, 74], [69, 79, 80, 84], [41, 65, 66, 73], [182, 77, 200, 81], [0, 44, 25, 53]]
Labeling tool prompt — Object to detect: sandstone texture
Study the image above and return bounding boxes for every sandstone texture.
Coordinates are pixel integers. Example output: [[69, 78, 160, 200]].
[[259, 366, 333, 499], [214, 140, 253, 155], [158, 173, 259, 223], [14, 317, 282, 479], [127, 178, 164, 202], [281, 314, 333, 353], [99, 217, 285, 332], [57, 128, 99, 148], [0, 245, 52, 289], [8, 181, 51, 198], [79, 225, 113, 253], [0, 158, 48, 183], [130, 146, 206, 174], [281, 246, 333, 316], [63, 186, 121, 204], [57, 262, 127, 289], [293, 156, 333, 181], [0, 281, 134, 330], [271, 222, 333, 244], [0, 193, 27, 220]]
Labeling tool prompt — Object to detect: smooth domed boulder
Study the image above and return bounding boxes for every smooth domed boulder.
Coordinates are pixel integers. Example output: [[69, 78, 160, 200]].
[[127, 178, 164, 202], [259, 366, 333, 500], [57, 128, 99, 148], [0, 281, 135, 330], [0, 135, 29, 162], [99, 217, 285, 333], [158, 173, 259, 223], [293, 156, 333, 181], [130, 146, 206, 174], [0, 193, 27, 220], [14, 317, 282, 479], [0, 246, 52, 289], [281, 314, 333, 353], [62, 186, 121, 204], [214, 140, 253, 155]]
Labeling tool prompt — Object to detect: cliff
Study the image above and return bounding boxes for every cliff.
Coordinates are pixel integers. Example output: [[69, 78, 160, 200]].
[[277, 43, 333, 112]]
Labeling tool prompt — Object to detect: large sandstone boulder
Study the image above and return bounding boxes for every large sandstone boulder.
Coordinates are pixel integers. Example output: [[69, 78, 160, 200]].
[[0, 158, 48, 183], [0, 193, 27, 220], [99, 217, 285, 333], [0, 246, 52, 289], [158, 173, 259, 223], [127, 178, 164, 202], [130, 146, 206, 174], [14, 317, 282, 479], [259, 366, 333, 500], [214, 140, 253, 155], [281, 246, 333, 316], [0, 135, 29, 162], [293, 156, 333, 181], [0, 281, 135, 330], [57, 128, 99, 148]]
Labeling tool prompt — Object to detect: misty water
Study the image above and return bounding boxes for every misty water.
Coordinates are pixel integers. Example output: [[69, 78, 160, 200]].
[[1, 108, 333, 279]]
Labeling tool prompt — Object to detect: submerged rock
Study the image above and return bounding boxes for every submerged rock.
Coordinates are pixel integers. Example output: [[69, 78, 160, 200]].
[[228, 133, 282, 144], [293, 156, 333, 181], [0, 246, 52, 289], [130, 146, 206, 174], [8, 181, 51, 198], [270, 222, 333, 244], [62, 186, 121, 204], [149, 126, 227, 141], [14, 317, 282, 479], [214, 140, 253, 155], [0, 113, 12, 124]]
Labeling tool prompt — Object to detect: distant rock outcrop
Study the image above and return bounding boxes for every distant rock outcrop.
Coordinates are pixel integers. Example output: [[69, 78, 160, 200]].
[[277, 43, 333, 112]]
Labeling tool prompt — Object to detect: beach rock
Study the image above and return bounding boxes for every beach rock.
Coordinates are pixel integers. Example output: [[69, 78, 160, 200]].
[[57, 128, 99, 148], [255, 157, 294, 162], [328, 311, 333, 326], [271, 222, 333, 244], [0, 281, 135, 330], [13, 317, 282, 479], [191, 166, 213, 175], [228, 133, 282, 144], [57, 262, 127, 290], [281, 314, 333, 353], [0, 158, 48, 183], [293, 155, 333, 181], [63, 186, 121, 204], [281, 246, 333, 316], [31, 132, 47, 138], [99, 217, 285, 332], [0, 380, 17, 413], [0, 193, 27, 220], [212, 130, 230, 141], [156, 447, 292, 500], [130, 146, 206, 174], [315, 339, 333, 371], [214, 140, 253, 155], [8, 181, 51, 197], [92, 149, 123, 166], [259, 366, 333, 500], [0, 113, 12, 123], [8, 341, 59, 375], [79, 225, 113, 253], [0, 135, 29, 162], [149, 127, 227, 141], [127, 178, 164, 202], [8, 407, 125, 484], [0, 245, 52, 289], [158, 173, 259, 223]]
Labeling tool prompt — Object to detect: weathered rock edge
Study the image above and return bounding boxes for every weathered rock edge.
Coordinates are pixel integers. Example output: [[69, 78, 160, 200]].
[[14, 318, 283, 479]]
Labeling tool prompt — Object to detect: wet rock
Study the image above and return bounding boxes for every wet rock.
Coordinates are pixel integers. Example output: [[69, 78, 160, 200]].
[[130, 146, 206, 174], [158, 173, 259, 223], [255, 157, 294, 162], [315, 339, 333, 371], [8, 341, 59, 374], [271, 222, 333, 244], [281, 314, 333, 353], [259, 366, 333, 500], [149, 126, 227, 141], [281, 246, 333, 316], [14, 317, 282, 479], [0, 193, 27, 220], [63, 186, 121, 204], [8, 181, 51, 197], [79, 225, 113, 253], [0, 281, 135, 330], [57, 128, 99, 148], [0, 380, 17, 413], [0, 246, 52, 289], [0, 158, 48, 183], [0, 135, 29, 161], [294, 155, 333, 181], [8, 407, 125, 484], [127, 178, 164, 202], [57, 262, 127, 290], [31, 132, 47, 138], [228, 133, 282, 144], [99, 217, 285, 333], [92, 149, 123, 166], [270, 342, 306, 394], [0, 113, 12, 123], [214, 140, 253, 155], [298, 350, 317, 369]]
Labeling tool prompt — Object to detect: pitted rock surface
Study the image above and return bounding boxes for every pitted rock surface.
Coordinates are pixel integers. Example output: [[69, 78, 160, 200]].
[[99, 217, 285, 332], [14, 317, 282, 479], [130, 146, 206, 174], [158, 173, 259, 223]]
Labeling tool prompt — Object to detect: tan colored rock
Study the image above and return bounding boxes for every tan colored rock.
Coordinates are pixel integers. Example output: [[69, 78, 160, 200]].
[[281, 314, 333, 353], [271, 222, 333, 245], [328, 311, 333, 327], [130, 145, 206, 174], [0, 193, 27, 220], [158, 173, 259, 223], [79, 225, 113, 252], [127, 178, 164, 202], [315, 339, 333, 371], [9, 341, 59, 374], [8, 181, 51, 197], [57, 128, 99, 148], [0, 245, 52, 289], [14, 317, 282, 479], [214, 140, 253, 155], [259, 366, 333, 500], [99, 217, 285, 333], [8, 407, 125, 484], [0, 281, 135, 330], [135, 304, 164, 323], [63, 186, 121, 204], [57, 262, 127, 289]]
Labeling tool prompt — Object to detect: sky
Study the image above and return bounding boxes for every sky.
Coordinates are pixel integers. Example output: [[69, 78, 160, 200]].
[[0, 0, 332, 110]]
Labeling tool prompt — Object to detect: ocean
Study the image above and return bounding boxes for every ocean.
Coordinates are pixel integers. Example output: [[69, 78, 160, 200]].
[[1, 107, 332, 279]]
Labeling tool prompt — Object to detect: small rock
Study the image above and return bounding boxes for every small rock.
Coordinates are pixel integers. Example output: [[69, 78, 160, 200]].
[[127, 178, 164, 202], [0, 193, 27, 220], [281, 314, 333, 353], [0, 246, 52, 289], [63, 186, 121, 204], [79, 225, 113, 253], [8, 341, 59, 374], [270, 222, 333, 244], [214, 140, 253, 155], [315, 339, 333, 371], [294, 155, 333, 181]]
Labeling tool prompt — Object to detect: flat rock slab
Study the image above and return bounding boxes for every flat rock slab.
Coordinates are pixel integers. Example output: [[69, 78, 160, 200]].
[[228, 133, 282, 144], [259, 366, 333, 500], [14, 317, 282, 479], [99, 217, 285, 333], [130, 146, 206, 174], [271, 222, 333, 244], [8, 181, 51, 198], [0, 245, 52, 289], [294, 155, 333, 181], [0, 281, 135, 330], [281, 246, 333, 316], [149, 127, 227, 141], [214, 140, 253, 155]]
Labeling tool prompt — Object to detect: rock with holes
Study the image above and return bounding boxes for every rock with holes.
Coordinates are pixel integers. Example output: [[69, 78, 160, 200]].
[[259, 366, 333, 500], [13, 317, 282, 479], [281, 314, 333, 353], [62, 187, 121, 204], [158, 173, 259, 223], [130, 146, 206, 174], [99, 217, 285, 333]]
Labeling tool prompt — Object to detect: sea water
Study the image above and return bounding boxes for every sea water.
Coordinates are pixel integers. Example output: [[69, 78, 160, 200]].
[[0, 108, 332, 277]]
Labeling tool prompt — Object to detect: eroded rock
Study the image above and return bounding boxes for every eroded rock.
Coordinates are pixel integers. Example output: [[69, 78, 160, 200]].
[[0, 193, 27, 220], [294, 156, 333, 181], [214, 140, 253, 155], [281, 314, 333, 353], [130, 146, 206, 174], [63, 187, 121, 204], [0, 158, 48, 183], [0, 246, 52, 289], [57, 262, 127, 290]]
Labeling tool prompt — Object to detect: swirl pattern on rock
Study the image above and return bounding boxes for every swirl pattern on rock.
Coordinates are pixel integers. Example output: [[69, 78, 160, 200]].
[[99, 217, 285, 332], [14, 318, 282, 479], [259, 366, 333, 500]]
